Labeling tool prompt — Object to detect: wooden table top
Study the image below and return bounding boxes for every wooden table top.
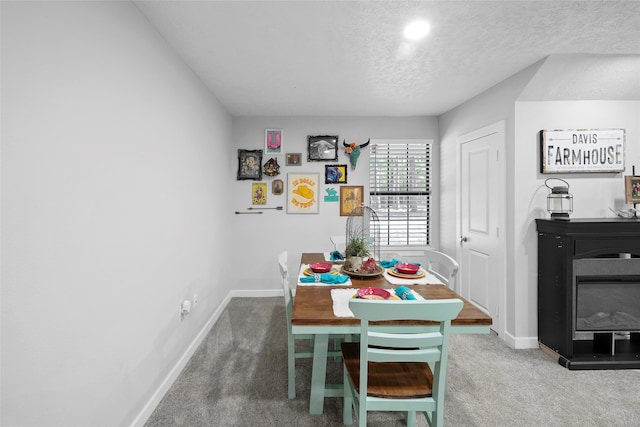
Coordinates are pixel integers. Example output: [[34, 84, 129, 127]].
[[291, 253, 493, 327]]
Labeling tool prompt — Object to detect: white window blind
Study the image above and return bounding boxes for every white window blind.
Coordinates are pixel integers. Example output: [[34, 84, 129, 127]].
[[369, 140, 431, 246]]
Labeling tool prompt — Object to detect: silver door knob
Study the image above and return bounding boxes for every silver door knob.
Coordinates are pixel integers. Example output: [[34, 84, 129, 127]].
[[460, 236, 468, 244]]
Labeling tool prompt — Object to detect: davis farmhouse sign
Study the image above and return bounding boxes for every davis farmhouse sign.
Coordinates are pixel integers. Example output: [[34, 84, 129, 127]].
[[540, 129, 625, 173]]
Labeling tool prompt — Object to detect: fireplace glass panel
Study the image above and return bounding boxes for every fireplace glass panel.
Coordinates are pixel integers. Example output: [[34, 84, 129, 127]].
[[576, 282, 640, 331]]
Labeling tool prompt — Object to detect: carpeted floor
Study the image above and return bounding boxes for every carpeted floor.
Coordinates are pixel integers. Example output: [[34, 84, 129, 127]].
[[145, 297, 640, 426]]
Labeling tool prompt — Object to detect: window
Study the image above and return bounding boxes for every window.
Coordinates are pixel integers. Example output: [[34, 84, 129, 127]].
[[369, 139, 431, 246]]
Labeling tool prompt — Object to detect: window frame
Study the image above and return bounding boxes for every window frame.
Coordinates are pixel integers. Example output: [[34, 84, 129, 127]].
[[368, 139, 432, 247]]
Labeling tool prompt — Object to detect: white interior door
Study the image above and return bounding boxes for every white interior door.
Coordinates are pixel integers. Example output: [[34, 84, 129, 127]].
[[458, 122, 505, 334]]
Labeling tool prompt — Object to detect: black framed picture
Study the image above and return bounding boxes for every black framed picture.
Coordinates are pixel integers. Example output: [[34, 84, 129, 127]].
[[325, 164, 348, 184], [307, 135, 338, 161], [237, 149, 263, 180]]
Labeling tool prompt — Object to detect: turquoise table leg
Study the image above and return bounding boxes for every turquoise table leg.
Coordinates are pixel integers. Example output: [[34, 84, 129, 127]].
[[309, 333, 329, 414]]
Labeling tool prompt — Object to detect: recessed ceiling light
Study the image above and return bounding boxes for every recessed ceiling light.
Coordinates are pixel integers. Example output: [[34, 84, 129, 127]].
[[404, 20, 430, 40]]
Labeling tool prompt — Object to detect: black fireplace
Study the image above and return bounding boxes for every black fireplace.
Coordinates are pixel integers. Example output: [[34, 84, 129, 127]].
[[575, 279, 640, 334], [537, 219, 640, 369], [574, 258, 640, 338]]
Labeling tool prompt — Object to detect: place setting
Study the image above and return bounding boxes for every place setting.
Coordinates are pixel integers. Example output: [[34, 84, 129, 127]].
[[330, 285, 424, 317], [380, 259, 442, 285], [297, 261, 352, 286]]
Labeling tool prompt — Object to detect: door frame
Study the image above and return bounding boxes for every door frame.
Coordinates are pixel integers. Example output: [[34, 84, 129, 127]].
[[456, 121, 506, 338]]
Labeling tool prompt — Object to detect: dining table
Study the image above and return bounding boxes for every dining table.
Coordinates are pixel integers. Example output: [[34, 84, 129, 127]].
[[291, 252, 493, 415]]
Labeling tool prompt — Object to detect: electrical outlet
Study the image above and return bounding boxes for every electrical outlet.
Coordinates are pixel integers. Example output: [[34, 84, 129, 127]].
[[193, 294, 198, 308], [179, 299, 192, 322]]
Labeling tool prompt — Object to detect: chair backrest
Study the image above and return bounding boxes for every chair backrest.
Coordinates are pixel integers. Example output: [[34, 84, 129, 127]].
[[379, 248, 459, 290], [422, 249, 459, 291], [349, 298, 463, 402], [330, 235, 346, 252], [278, 251, 293, 324]]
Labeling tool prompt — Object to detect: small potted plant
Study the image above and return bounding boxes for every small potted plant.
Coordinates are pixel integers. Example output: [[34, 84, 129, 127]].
[[344, 235, 371, 272]]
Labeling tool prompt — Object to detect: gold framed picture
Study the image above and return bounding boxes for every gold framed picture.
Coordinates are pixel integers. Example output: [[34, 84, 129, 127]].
[[625, 176, 640, 203], [272, 179, 284, 195], [286, 153, 302, 166], [340, 185, 364, 216]]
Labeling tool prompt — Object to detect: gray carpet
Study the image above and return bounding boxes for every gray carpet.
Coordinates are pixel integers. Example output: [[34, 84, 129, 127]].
[[145, 297, 640, 426]]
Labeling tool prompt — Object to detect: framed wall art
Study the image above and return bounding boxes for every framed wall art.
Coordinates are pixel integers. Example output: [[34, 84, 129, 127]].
[[539, 129, 625, 173], [287, 172, 319, 214], [325, 164, 347, 184], [307, 135, 339, 161], [237, 149, 263, 180], [286, 153, 302, 166], [340, 185, 364, 216], [625, 176, 640, 203], [272, 179, 284, 195], [263, 157, 280, 177], [265, 129, 283, 155], [252, 182, 267, 205]]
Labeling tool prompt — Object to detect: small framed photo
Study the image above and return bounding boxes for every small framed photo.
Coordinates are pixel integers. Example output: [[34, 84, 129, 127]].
[[237, 149, 263, 180], [265, 129, 283, 154], [307, 135, 338, 161], [625, 176, 640, 203], [252, 182, 267, 205], [272, 179, 284, 195], [287, 172, 320, 214], [286, 153, 302, 166], [325, 164, 348, 184], [340, 185, 364, 216]]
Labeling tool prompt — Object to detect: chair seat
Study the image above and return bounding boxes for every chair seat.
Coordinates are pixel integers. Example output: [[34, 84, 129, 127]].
[[341, 342, 434, 399]]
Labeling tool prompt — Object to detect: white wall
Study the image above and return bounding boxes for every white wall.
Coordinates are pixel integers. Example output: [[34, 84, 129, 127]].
[[230, 116, 437, 290], [514, 100, 640, 340], [438, 60, 544, 252], [439, 54, 640, 349], [438, 60, 543, 344], [1, 2, 232, 426]]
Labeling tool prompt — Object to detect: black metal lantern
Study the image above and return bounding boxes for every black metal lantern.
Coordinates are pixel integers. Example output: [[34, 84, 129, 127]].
[[545, 178, 573, 220]]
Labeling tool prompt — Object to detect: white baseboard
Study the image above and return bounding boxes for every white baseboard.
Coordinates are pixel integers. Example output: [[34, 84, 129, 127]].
[[502, 330, 539, 349], [129, 292, 234, 427], [230, 289, 282, 298]]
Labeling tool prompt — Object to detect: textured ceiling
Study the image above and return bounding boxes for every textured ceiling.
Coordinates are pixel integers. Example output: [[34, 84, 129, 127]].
[[135, 0, 640, 117]]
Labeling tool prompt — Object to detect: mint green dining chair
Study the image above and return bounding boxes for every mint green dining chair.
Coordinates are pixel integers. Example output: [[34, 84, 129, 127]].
[[279, 251, 342, 399], [341, 298, 463, 427]]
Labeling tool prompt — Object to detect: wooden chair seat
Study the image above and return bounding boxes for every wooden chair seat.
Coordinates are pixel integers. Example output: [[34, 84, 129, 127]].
[[341, 342, 434, 399]]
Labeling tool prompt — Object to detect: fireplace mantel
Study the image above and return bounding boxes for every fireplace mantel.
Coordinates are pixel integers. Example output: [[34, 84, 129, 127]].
[[536, 218, 640, 370]]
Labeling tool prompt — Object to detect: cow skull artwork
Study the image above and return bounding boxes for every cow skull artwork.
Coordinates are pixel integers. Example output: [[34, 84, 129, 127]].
[[343, 139, 370, 170]]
